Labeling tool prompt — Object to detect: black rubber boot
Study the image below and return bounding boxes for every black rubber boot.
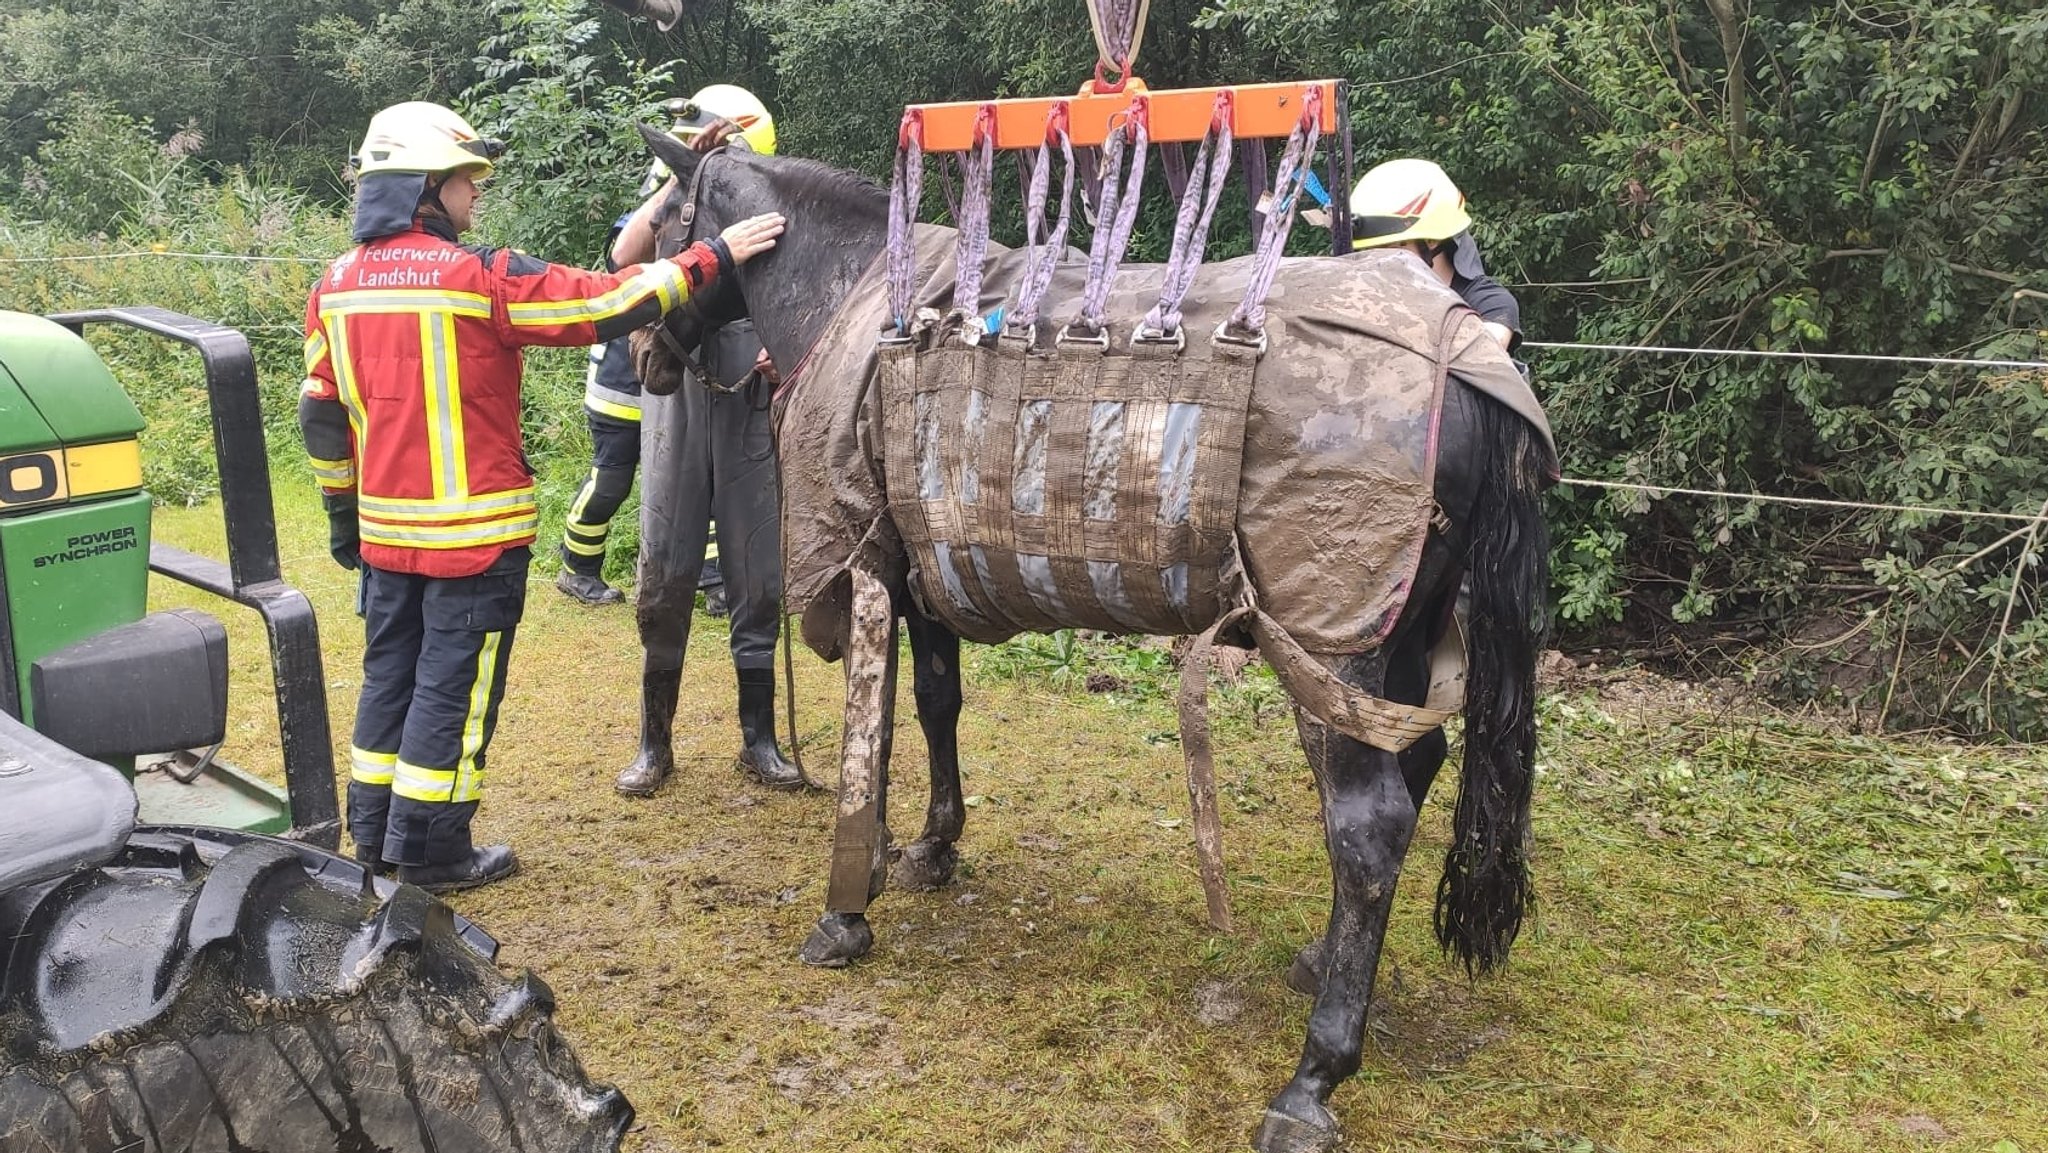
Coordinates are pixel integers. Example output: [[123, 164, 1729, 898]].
[[615, 667, 682, 797], [735, 666, 815, 791], [353, 844, 394, 878], [703, 583, 729, 618], [557, 570, 625, 605], [398, 845, 519, 893]]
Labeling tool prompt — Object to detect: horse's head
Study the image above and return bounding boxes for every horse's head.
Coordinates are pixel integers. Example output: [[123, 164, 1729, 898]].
[[628, 125, 754, 393], [639, 123, 768, 316], [635, 123, 890, 381]]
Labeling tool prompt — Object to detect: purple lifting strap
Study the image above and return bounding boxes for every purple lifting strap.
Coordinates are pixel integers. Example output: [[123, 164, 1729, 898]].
[[1228, 86, 1324, 339], [1085, 0, 1153, 75], [885, 118, 926, 336], [1008, 120, 1076, 334], [1075, 106, 1150, 334], [1142, 91, 1235, 338], [951, 108, 997, 327]]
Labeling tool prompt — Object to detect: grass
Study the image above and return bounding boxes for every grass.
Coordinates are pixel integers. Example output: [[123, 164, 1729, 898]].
[[146, 480, 2047, 1153]]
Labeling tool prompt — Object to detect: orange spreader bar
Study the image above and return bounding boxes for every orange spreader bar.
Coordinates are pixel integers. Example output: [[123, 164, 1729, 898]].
[[904, 77, 1342, 152]]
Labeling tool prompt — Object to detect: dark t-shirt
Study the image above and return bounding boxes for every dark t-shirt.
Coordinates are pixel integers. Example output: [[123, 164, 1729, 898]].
[[1452, 272, 1522, 347]]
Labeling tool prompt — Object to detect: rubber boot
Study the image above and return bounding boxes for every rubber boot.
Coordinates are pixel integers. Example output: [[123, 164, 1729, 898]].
[[354, 844, 394, 878], [735, 666, 814, 791], [557, 569, 625, 605], [614, 667, 682, 796]]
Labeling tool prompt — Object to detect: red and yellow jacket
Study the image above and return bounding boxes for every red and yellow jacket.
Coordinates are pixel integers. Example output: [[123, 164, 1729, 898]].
[[300, 221, 726, 577]]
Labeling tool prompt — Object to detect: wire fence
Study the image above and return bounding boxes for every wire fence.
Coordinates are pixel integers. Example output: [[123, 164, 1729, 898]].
[[0, 249, 328, 265], [1524, 339, 2048, 373], [7, 245, 2047, 525]]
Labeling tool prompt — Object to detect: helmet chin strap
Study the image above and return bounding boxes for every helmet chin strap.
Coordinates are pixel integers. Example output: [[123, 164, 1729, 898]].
[[419, 175, 452, 220]]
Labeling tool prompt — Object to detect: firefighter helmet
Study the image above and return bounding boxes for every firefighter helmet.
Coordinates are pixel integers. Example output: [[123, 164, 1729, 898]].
[[1347, 158, 1472, 251], [667, 84, 777, 156], [354, 102, 502, 179], [639, 84, 779, 194]]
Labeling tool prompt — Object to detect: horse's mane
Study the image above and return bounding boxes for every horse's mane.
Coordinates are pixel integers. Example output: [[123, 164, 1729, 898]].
[[764, 154, 888, 209]]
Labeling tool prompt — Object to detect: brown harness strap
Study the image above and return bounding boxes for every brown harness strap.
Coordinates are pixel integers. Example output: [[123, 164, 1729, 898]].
[[1246, 603, 1462, 752], [1177, 605, 1252, 932], [648, 146, 721, 382]]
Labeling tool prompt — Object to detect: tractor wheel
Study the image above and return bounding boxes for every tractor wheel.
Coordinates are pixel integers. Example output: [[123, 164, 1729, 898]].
[[0, 828, 632, 1153]]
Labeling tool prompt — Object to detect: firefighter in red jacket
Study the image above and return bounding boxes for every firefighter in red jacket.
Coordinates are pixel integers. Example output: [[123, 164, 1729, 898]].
[[300, 101, 784, 891]]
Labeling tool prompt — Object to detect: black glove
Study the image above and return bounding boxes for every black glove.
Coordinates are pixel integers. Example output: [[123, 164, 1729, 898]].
[[323, 491, 361, 571]]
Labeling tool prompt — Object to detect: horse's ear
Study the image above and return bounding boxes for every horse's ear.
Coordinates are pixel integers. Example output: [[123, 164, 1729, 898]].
[[638, 123, 698, 181]]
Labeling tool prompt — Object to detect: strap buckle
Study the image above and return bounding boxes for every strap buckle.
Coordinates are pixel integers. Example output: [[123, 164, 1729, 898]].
[[1055, 322, 1111, 351], [1131, 323, 1186, 354], [1212, 320, 1268, 358]]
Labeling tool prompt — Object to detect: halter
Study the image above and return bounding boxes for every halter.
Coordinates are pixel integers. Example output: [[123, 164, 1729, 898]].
[[650, 146, 723, 381]]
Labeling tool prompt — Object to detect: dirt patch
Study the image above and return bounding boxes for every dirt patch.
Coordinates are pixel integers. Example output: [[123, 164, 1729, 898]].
[[1191, 980, 1246, 1028], [1892, 1114, 1955, 1143], [1365, 965, 1513, 1075]]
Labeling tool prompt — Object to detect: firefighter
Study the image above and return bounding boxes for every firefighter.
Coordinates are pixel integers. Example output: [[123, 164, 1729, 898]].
[[301, 100, 785, 890], [1346, 158, 1524, 353], [608, 84, 811, 796], [555, 231, 729, 612], [553, 253, 643, 605]]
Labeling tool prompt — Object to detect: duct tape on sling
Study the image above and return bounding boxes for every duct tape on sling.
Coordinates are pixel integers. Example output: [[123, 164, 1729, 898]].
[[826, 564, 896, 914]]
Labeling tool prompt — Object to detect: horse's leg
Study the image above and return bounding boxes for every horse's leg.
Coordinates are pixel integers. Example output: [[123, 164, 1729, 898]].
[[800, 567, 897, 966], [893, 607, 965, 891], [1257, 651, 1418, 1153], [1285, 597, 1453, 997]]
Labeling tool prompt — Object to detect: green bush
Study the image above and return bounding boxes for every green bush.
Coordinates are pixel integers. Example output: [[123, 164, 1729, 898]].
[[5, 0, 2047, 737]]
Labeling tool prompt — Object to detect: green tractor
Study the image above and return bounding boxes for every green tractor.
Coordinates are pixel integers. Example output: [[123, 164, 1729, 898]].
[[1, 306, 336, 837], [0, 308, 631, 1152]]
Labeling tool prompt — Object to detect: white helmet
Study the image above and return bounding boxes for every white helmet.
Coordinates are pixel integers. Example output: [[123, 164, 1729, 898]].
[[1347, 158, 1472, 251], [639, 84, 779, 195], [670, 84, 776, 156], [354, 102, 502, 179]]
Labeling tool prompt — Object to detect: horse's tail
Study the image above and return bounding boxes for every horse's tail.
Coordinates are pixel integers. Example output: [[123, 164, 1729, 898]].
[[1434, 390, 1553, 974]]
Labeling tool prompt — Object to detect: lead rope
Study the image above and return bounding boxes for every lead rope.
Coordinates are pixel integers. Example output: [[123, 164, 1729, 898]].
[[771, 391, 819, 789]]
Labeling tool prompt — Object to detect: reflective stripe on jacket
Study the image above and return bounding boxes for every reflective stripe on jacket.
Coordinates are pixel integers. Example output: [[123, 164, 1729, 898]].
[[584, 335, 643, 423], [300, 223, 722, 577]]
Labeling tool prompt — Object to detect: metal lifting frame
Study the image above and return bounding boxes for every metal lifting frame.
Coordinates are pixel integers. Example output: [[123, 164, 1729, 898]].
[[898, 75, 1357, 260]]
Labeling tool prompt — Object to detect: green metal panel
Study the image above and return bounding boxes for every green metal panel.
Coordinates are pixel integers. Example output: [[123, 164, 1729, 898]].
[[0, 350, 58, 456], [0, 493, 152, 721], [0, 311, 146, 450], [133, 760, 292, 834]]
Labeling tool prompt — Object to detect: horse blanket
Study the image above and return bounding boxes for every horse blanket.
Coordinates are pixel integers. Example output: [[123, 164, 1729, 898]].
[[775, 225, 1551, 660]]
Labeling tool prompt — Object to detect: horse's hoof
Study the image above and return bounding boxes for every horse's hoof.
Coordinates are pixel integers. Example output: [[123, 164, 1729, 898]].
[[890, 838, 958, 891], [1283, 939, 1325, 997], [799, 913, 874, 968], [1252, 1097, 1341, 1153]]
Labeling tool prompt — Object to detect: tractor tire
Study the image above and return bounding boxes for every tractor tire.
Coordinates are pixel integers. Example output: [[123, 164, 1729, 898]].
[[0, 828, 632, 1153]]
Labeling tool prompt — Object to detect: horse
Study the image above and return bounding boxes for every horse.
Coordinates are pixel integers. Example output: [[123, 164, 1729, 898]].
[[632, 126, 1556, 1153]]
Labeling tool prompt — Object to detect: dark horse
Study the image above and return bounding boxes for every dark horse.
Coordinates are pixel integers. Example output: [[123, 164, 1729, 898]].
[[637, 128, 1554, 1153]]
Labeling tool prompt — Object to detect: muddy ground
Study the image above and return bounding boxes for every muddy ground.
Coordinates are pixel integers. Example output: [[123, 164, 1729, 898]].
[[154, 499, 2046, 1152]]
